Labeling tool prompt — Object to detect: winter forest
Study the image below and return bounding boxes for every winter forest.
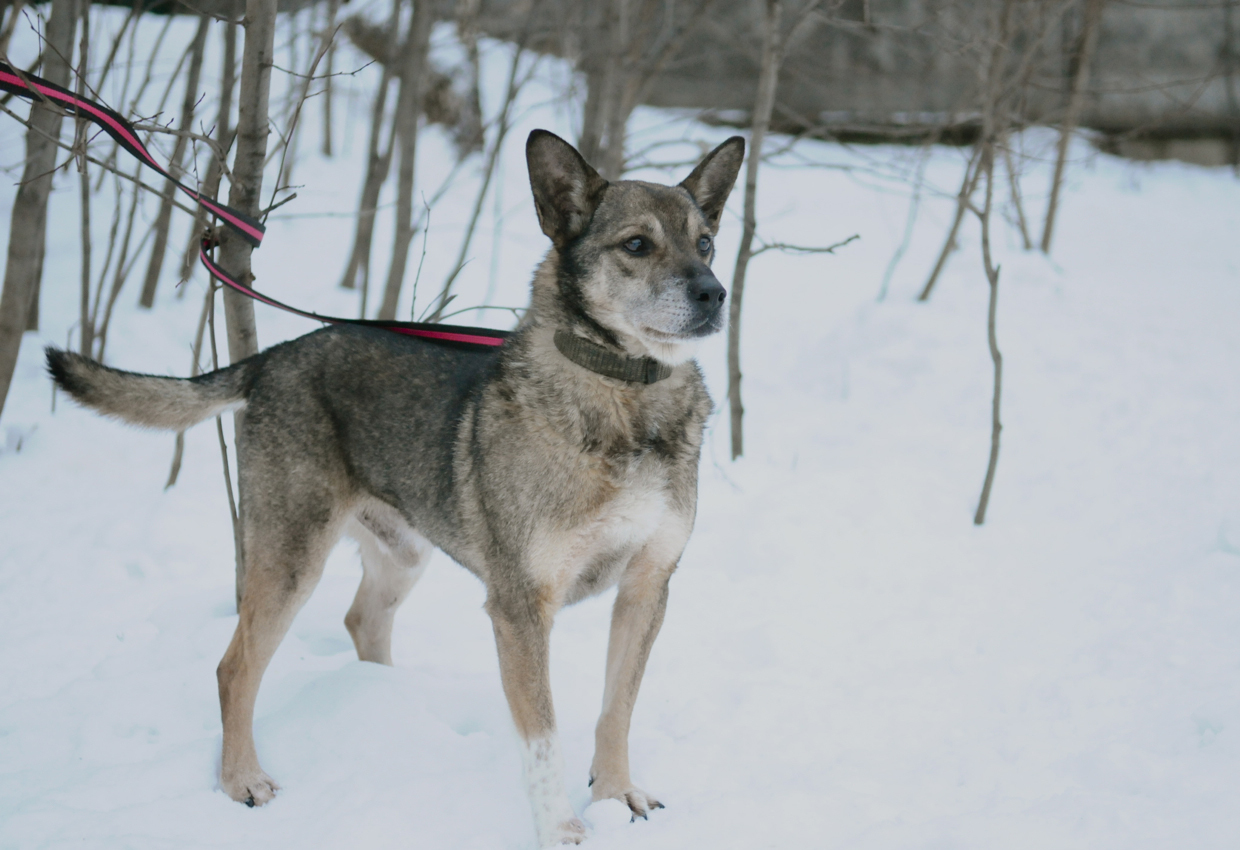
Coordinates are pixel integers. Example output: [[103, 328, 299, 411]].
[[1, 0, 1239, 847]]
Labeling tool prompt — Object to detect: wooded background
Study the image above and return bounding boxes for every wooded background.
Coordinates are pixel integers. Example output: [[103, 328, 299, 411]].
[[1, 0, 1235, 525]]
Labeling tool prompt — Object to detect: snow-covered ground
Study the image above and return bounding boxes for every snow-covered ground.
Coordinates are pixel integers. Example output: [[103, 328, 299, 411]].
[[2, 9, 1239, 849]]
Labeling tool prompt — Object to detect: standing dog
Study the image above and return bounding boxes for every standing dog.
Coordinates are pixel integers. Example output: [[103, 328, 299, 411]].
[[47, 129, 744, 846]]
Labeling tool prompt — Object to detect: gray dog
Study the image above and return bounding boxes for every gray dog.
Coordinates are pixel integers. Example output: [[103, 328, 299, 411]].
[[47, 129, 744, 846]]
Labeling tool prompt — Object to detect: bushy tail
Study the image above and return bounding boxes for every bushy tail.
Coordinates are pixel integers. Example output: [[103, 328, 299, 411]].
[[46, 347, 261, 431]]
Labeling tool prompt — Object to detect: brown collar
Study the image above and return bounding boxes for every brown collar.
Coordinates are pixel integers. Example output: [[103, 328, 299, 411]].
[[553, 330, 673, 384]]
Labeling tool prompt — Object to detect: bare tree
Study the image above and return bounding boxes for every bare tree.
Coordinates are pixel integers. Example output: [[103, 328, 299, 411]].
[[178, 14, 239, 290], [0, 0, 77, 420], [138, 13, 210, 308], [578, 0, 717, 180], [917, 145, 982, 302], [728, 0, 784, 460], [215, 0, 279, 603], [337, 0, 401, 298], [1041, 0, 1105, 254], [376, 0, 433, 321], [426, 44, 530, 322], [75, 0, 93, 356]]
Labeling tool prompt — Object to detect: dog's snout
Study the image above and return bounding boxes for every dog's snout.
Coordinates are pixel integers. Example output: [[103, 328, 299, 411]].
[[688, 276, 726, 306]]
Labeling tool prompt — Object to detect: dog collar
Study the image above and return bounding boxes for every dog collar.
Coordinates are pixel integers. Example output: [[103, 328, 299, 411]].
[[553, 330, 673, 384]]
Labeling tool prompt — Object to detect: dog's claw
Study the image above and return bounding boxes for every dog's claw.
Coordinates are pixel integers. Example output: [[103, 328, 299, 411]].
[[651, 801, 665, 810], [244, 796, 255, 808], [587, 776, 594, 787]]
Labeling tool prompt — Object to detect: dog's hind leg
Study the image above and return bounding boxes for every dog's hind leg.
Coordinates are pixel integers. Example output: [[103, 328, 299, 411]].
[[486, 590, 587, 847], [588, 549, 679, 819], [217, 496, 347, 807], [344, 511, 430, 665]]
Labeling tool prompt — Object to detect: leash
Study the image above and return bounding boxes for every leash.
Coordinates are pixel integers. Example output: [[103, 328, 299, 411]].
[[0, 61, 508, 351]]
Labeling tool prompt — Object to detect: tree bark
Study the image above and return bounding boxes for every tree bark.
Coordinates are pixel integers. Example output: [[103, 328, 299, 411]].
[[377, 0, 433, 321], [728, 0, 782, 461], [138, 13, 209, 308], [0, 0, 77, 421], [219, 0, 276, 365]]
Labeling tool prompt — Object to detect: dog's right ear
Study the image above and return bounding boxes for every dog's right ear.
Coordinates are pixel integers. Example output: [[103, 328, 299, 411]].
[[526, 130, 609, 247]]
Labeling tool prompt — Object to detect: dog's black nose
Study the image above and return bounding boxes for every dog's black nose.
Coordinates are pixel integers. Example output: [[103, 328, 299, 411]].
[[688, 276, 726, 306]]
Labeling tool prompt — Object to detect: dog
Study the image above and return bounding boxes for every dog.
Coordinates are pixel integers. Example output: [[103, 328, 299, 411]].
[[46, 129, 744, 847]]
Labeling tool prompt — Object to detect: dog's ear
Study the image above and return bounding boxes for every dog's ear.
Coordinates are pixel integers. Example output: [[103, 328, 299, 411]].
[[679, 136, 745, 232], [526, 130, 609, 247]]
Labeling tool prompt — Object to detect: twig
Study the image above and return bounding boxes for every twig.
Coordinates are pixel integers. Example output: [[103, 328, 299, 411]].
[[750, 233, 858, 257], [207, 278, 244, 609], [917, 144, 983, 302]]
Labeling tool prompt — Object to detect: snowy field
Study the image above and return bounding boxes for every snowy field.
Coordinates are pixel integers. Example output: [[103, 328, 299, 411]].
[[3, 9, 1240, 849]]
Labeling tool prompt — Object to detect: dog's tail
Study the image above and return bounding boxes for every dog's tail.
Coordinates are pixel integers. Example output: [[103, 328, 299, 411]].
[[46, 347, 261, 431]]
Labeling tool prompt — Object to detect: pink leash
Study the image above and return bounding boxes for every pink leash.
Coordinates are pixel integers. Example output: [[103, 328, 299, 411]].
[[1, 61, 508, 350]]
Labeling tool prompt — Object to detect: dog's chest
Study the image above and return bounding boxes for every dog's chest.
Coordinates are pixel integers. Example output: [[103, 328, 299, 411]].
[[533, 460, 672, 602]]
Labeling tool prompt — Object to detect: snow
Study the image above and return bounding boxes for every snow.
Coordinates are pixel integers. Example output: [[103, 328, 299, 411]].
[[3, 8, 1240, 848]]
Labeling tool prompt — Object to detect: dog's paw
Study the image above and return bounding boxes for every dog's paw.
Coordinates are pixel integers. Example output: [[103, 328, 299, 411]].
[[221, 768, 280, 807], [542, 816, 587, 846], [589, 778, 663, 821]]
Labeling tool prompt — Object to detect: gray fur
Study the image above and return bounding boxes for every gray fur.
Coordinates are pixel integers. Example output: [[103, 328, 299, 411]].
[[47, 130, 744, 848]]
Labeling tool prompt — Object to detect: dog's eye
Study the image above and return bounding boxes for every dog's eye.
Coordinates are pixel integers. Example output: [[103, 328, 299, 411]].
[[698, 235, 713, 254], [622, 237, 650, 256]]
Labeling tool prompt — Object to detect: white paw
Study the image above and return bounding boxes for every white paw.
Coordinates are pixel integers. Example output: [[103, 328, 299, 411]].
[[589, 778, 663, 820], [221, 767, 280, 807], [541, 816, 587, 846]]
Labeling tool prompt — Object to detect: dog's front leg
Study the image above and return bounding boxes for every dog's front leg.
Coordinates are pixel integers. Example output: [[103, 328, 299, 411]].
[[487, 592, 587, 847], [589, 558, 675, 819]]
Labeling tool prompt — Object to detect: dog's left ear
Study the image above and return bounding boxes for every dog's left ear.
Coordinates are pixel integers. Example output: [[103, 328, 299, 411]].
[[526, 130, 610, 247], [679, 136, 745, 232]]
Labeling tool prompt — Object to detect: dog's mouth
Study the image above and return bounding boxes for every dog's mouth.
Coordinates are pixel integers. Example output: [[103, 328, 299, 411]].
[[643, 312, 724, 343]]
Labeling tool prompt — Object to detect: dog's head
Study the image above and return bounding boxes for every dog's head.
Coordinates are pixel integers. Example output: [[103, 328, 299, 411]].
[[526, 130, 745, 366]]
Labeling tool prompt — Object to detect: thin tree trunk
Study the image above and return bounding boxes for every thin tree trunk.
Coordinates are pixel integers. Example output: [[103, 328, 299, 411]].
[[972, 0, 1014, 523], [218, 0, 279, 605], [728, 0, 782, 461], [974, 145, 1002, 525], [0, 0, 77, 420], [377, 0, 433, 322], [139, 13, 209, 308], [321, 0, 339, 157], [338, 0, 400, 293], [1041, 0, 1105, 254], [917, 144, 982, 302]]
